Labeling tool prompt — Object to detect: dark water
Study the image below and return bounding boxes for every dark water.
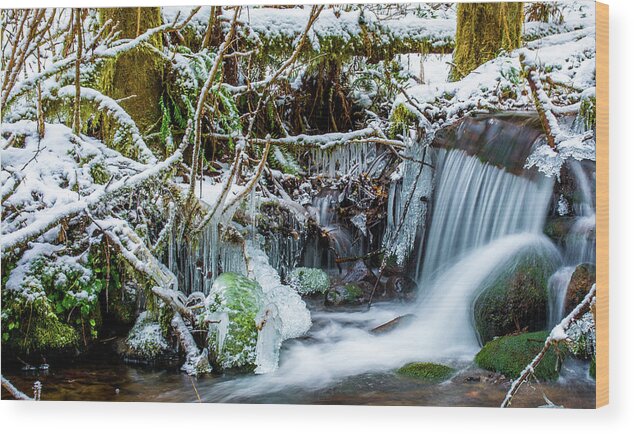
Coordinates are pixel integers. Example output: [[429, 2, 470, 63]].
[[1, 348, 595, 408]]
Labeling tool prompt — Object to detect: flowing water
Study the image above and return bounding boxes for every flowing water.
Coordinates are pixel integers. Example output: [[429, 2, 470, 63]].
[[2, 116, 596, 406]]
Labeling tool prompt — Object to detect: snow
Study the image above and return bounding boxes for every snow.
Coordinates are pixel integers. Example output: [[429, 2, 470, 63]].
[[245, 241, 312, 342]]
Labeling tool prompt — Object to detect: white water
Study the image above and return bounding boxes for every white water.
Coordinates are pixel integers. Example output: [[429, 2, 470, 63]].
[[199, 148, 561, 400], [418, 149, 554, 282], [548, 160, 596, 324]]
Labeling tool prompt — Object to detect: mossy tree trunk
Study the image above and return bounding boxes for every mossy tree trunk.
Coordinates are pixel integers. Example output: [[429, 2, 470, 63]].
[[450, 2, 524, 81], [99, 8, 164, 149]]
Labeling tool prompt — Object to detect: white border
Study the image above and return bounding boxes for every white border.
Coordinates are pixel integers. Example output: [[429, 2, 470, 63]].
[[1, 1, 633, 433]]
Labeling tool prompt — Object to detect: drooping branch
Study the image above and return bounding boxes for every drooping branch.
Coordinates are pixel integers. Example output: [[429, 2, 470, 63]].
[[3, 8, 201, 108], [187, 7, 241, 206], [1, 121, 191, 259], [54, 85, 156, 164], [520, 51, 562, 149], [172, 312, 212, 375], [501, 284, 597, 408]]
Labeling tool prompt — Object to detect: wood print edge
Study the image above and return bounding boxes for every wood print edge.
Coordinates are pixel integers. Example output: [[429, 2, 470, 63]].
[[595, 0, 609, 409]]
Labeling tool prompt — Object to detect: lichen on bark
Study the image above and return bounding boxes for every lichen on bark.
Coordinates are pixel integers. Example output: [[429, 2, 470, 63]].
[[98, 8, 164, 152], [450, 2, 524, 81]]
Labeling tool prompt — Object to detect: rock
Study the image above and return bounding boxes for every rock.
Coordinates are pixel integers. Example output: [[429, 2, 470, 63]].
[[385, 275, 417, 300], [288, 267, 330, 295], [564, 264, 596, 315], [119, 311, 175, 364], [324, 283, 368, 306], [474, 254, 554, 344], [342, 260, 377, 286], [371, 314, 416, 334], [543, 216, 575, 245], [474, 331, 560, 381], [204, 272, 264, 370], [396, 362, 454, 382]]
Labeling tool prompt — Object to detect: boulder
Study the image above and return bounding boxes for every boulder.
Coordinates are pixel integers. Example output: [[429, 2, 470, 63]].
[[385, 275, 417, 300], [119, 311, 175, 364], [204, 272, 264, 370], [342, 260, 378, 286], [474, 254, 553, 344], [325, 283, 369, 306], [288, 267, 330, 295], [474, 331, 561, 381], [564, 263, 596, 315]]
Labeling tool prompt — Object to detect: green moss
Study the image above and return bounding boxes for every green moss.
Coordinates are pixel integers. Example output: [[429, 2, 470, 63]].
[[288, 267, 330, 295], [388, 104, 418, 139], [89, 162, 110, 185], [475, 331, 561, 381], [2, 295, 79, 355], [589, 357, 596, 379], [98, 8, 164, 151], [396, 362, 454, 382], [474, 253, 553, 344], [205, 272, 263, 370], [579, 95, 596, 131], [344, 284, 364, 301], [450, 3, 524, 81]]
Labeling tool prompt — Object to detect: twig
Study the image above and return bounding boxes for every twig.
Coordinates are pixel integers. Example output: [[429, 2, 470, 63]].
[[501, 284, 597, 408]]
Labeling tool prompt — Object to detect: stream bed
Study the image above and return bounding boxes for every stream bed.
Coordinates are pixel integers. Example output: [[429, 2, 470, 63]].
[[2, 301, 596, 407]]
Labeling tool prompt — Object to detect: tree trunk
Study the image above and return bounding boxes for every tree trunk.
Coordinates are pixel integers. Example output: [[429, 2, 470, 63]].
[[99, 8, 164, 145], [450, 2, 524, 81]]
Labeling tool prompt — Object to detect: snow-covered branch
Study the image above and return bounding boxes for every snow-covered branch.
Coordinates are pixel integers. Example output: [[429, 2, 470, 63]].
[[3, 9, 201, 108], [1, 126, 188, 259], [1, 375, 33, 400], [501, 284, 597, 408], [54, 85, 156, 164]]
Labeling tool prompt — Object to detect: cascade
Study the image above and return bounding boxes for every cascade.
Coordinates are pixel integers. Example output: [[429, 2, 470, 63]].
[[548, 160, 596, 324], [418, 148, 554, 283]]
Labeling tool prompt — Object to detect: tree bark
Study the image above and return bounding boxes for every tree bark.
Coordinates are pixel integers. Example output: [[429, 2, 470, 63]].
[[99, 8, 164, 141], [450, 2, 524, 81]]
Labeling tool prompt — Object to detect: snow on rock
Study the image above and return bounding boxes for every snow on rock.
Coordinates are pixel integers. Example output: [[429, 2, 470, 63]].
[[125, 311, 171, 360], [245, 241, 312, 342]]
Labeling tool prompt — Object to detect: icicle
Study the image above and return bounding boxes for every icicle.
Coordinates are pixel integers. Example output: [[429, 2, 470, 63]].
[[383, 140, 433, 266]]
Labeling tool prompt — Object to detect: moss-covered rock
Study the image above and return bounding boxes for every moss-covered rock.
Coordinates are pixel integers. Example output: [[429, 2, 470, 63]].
[[474, 254, 553, 344], [2, 253, 104, 358], [325, 283, 367, 306], [396, 362, 454, 382], [564, 264, 596, 316], [122, 311, 172, 361], [288, 267, 330, 295], [589, 357, 596, 379], [475, 331, 561, 381], [204, 272, 264, 370], [1, 295, 80, 357]]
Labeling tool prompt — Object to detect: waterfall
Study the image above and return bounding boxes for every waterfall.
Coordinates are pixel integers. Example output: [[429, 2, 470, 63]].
[[201, 146, 561, 399], [303, 189, 363, 270], [548, 160, 596, 324], [418, 148, 554, 283]]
